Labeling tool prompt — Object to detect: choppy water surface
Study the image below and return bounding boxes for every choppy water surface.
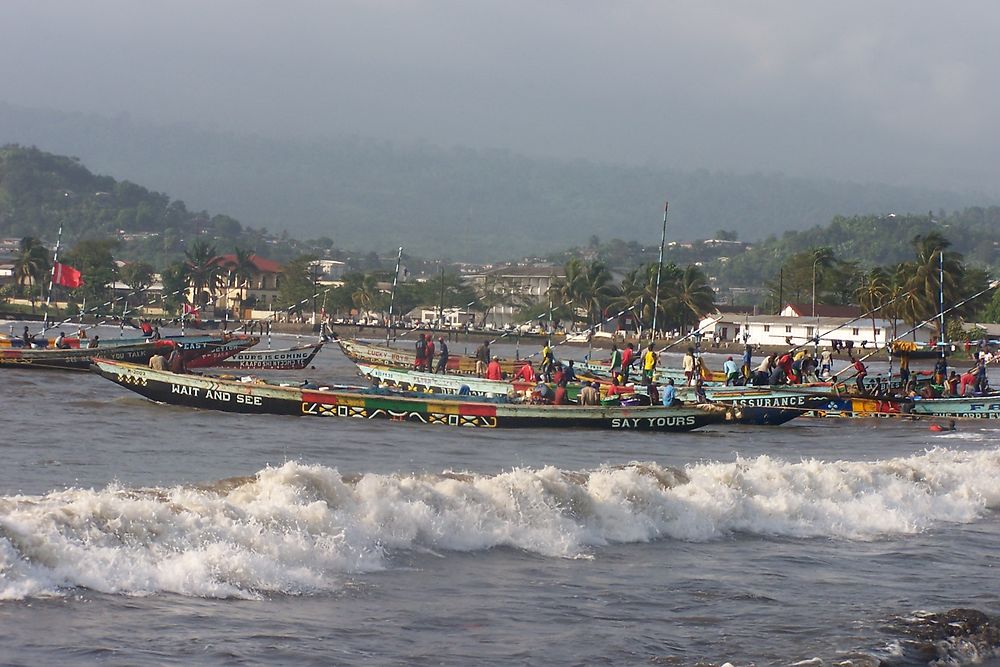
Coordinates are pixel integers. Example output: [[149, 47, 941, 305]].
[[1, 324, 999, 665]]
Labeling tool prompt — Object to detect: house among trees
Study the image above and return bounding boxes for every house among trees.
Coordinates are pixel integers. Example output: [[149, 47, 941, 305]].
[[463, 263, 565, 327], [186, 253, 284, 317]]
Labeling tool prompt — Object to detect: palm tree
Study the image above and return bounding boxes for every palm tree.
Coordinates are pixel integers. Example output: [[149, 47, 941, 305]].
[[671, 265, 715, 332], [226, 247, 258, 315], [351, 274, 381, 318], [854, 267, 890, 345], [549, 259, 618, 329], [902, 232, 963, 336], [14, 237, 50, 313], [577, 261, 617, 329], [183, 239, 222, 310], [609, 266, 651, 333]]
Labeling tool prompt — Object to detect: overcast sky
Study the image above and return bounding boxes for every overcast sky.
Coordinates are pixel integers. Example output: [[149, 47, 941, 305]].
[[2, 1, 999, 192]]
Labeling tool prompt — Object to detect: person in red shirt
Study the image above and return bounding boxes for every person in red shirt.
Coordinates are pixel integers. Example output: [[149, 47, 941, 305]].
[[851, 357, 867, 394], [486, 356, 503, 380], [514, 360, 537, 382], [778, 353, 795, 383], [620, 343, 635, 383], [604, 375, 632, 400], [424, 337, 435, 372], [553, 381, 568, 405]]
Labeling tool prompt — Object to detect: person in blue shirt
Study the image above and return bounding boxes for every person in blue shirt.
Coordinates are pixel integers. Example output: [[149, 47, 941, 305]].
[[562, 359, 578, 383], [741, 345, 753, 382], [723, 356, 740, 386], [661, 378, 678, 407]]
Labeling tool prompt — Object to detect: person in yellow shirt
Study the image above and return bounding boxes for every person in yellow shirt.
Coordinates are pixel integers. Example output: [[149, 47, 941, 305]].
[[641, 343, 657, 383]]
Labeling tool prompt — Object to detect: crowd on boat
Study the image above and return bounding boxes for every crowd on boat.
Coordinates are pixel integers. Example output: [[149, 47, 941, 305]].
[[399, 330, 1000, 407]]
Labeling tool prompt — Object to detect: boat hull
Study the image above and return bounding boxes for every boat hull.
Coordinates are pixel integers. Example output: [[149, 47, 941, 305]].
[[216, 343, 323, 370], [338, 338, 524, 374], [0, 340, 176, 371], [908, 396, 1000, 419], [355, 363, 819, 426], [91, 359, 733, 431]]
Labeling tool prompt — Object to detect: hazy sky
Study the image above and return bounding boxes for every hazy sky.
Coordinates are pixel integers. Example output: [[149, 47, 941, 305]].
[[3, 1, 999, 192]]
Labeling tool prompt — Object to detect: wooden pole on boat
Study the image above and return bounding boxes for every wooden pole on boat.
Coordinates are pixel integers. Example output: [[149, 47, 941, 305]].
[[939, 249, 946, 362], [651, 201, 668, 342], [386, 246, 403, 346], [41, 225, 64, 334]]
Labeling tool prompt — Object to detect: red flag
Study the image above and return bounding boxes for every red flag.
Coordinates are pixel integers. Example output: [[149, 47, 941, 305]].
[[52, 262, 83, 288], [182, 303, 201, 315]]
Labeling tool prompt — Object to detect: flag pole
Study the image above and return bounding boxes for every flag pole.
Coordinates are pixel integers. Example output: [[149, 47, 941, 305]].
[[41, 225, 64, 334], [651, 201, 668, 342], [386, 246, 403, 346]]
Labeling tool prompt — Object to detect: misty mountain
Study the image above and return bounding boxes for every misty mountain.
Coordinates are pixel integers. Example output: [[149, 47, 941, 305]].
[[0, 103, 988, 262]]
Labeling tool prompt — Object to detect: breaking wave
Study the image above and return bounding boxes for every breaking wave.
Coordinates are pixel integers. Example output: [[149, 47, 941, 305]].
[[1, 447, 998, 600]]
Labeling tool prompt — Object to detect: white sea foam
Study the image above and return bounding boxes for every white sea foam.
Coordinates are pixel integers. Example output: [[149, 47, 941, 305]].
[[1, 448, 998, 600]]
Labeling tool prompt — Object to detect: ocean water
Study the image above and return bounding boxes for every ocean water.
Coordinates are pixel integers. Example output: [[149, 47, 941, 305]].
[[1, 324, 999, 666]]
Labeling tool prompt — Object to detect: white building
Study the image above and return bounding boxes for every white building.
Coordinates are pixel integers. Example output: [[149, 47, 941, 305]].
[[698, 311, 934, 348]]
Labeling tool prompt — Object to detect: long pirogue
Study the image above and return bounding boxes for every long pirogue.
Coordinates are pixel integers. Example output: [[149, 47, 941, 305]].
[[91, 358, 736, 431]]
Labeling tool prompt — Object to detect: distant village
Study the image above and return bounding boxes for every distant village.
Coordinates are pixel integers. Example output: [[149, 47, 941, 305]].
[[0, 233, 956, 350]]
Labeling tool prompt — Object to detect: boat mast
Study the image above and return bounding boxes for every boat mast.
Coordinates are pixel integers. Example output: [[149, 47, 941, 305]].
[[41, 225, 64, 334], [651, 200, 668, 341], [939, 249, 946, 359], [386, 246, 403, 346]]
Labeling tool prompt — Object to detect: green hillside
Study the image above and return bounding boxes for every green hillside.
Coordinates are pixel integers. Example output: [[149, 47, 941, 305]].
[[0, 144, 269, 267], [0, 102, 991, 261]]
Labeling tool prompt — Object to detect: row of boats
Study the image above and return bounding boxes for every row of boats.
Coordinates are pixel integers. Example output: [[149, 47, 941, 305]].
[[5, 326, 996, 432]]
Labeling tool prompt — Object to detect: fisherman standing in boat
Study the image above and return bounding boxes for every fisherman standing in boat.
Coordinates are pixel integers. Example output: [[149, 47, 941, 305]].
[[621, 342, 636, 383], [682, 347, 696, 385], [609, 344, 622, 379], [475, 341, 490, 377], [424, 336, 436, 373], [741, 345, 753, 383], [642, 343, 658, 384], [435, 336, 449, 373], [820, 347, 833, 379], [415, 334, 428, 371], [514, 359, 538, 382], [851, 356, 868, 394], [541, 340, 556, 382]]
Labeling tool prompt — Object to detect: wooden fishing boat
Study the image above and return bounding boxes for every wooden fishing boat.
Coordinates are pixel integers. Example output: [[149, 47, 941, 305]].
[[1, 332, 257, 367], [337, 337, 525, 375], [0, 339, 176, 371], [90, 358, 736, 431], [215, 342, 324, 370], [161, 334, 259, 368], [355, 363, 824, 426], [907, 395, 1000, 419]]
